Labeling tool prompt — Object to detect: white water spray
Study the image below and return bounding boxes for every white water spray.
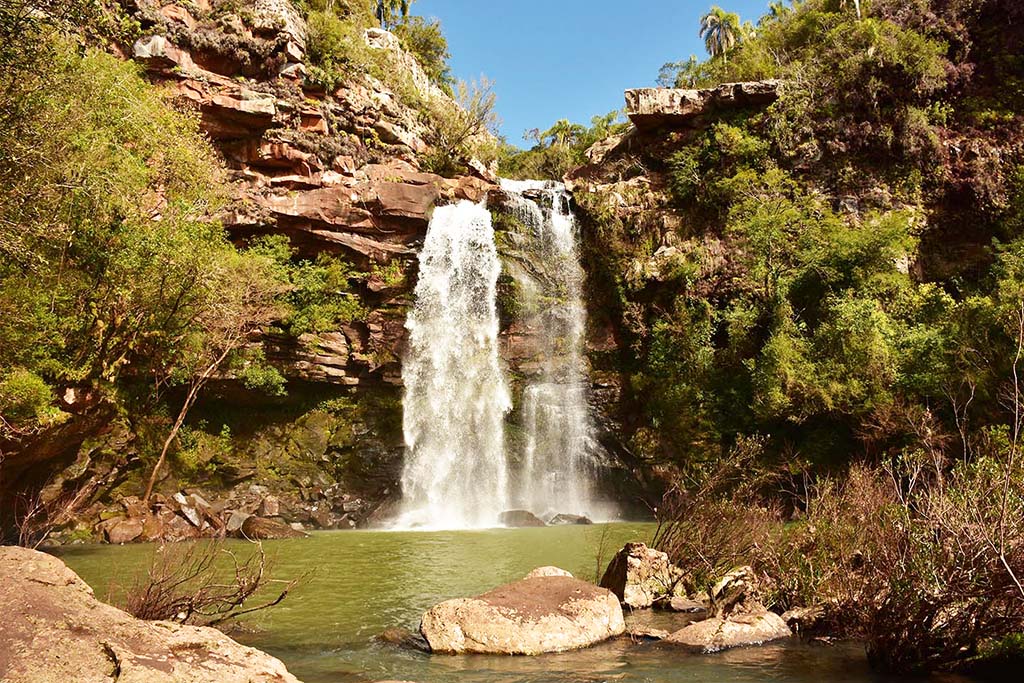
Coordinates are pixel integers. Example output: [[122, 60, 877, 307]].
[[499, 180, 600, 519], [396, 200, 512, 529]]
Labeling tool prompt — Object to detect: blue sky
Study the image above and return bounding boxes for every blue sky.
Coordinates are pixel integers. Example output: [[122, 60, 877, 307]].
[[416, 0, 773, 146]]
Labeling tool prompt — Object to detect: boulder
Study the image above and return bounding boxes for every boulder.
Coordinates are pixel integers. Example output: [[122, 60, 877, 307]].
[[657, 596, 708, 618], [0, 546, 302, 683], [420, 575, 625, 655], [98, 515, 144, 544], [524, 566, 573, 579], [239, 515, 309, 539], [599, 542, 684, 609], [499, 509, 546, 527], [708, 565, 759, 617], [664, 610, 792, 652], [548, 513, 593, 525]]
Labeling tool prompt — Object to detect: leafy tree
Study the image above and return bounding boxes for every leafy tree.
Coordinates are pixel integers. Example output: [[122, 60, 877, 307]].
[[393, 14, 453, 90], [700, 6, 742, 61]]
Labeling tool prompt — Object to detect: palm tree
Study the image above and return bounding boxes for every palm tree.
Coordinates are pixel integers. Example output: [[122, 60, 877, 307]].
[[839, 0, 862, 18], [700, 6, 742, 62], [375, 0, 412, 30]]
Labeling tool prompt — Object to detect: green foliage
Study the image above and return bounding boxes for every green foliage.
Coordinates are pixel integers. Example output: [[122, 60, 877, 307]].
[[393, 15, 453, 92], [499, 110, 629, 180], [247, 235, 366, 336], [0, 368, 66, 430]]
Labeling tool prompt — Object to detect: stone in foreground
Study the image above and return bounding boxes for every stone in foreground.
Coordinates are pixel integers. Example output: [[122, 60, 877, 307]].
[[420, 574, 625, 654], [599, 542, 685, 609], [0, 546, 302, 683], [665, 611, 792, 652]]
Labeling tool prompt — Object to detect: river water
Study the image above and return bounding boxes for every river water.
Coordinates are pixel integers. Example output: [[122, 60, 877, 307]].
[[56, 524, 968, 683]]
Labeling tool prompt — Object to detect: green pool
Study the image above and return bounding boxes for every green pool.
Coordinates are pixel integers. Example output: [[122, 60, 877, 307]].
[[55, 524, 968, 683]]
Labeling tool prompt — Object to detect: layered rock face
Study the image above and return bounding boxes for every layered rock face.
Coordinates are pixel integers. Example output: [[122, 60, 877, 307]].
[[0, 546, 303, 682], [624, 80, 780, 130], [129, 0, 493, 389]]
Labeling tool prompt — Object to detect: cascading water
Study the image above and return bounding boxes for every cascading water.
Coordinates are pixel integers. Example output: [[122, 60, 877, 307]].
[[394, 183, 607, 530], [499, 180, 601, 520], [396, 200, 512, 529]]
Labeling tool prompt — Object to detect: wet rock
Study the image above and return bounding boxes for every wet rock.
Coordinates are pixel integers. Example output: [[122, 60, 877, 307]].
[[664, 610, 792, 652], [239, 515, 309, 540], [420, 575, 625, 655], [0, 546, 302, 682], [499, 509, 546, 527], [547, 513, 593, 525], [599, 542, 684, 609], [625, 624, 670, 640], [524, 566, 573, 579], [656, 596, 708, 618], [377, 627, 430, 653], [781, 605, 826, 634]]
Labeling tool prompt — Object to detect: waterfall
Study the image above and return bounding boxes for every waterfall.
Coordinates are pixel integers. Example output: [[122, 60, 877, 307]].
[[396, 200, 512, 529], [499, 179, 599, 520]]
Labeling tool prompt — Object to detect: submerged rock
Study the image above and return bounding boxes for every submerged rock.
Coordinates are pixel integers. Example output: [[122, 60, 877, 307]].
[[420, 575, 625, 654], [664, 610, 792, 652], [239, 515, 309, 539], [599, 542, 684, 609], [498, 509, 546, 527], [547, 513, 593, 525], [0, 546, 302, 682]]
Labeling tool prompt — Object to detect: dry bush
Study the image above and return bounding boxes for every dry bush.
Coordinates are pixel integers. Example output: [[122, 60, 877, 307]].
[[120, 541, 302, 627], [651, 435, 785, 594]]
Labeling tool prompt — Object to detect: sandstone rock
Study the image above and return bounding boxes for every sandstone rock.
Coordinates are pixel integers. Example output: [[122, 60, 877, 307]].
[[524, 566, 573, 579], [625, 80, 781, 130], [259, 495, 280, 517], [420, 575, 625, 654], [133, 34, 194, 70], [599, 542, 684, 609], [708, 565, 759, 617], [499, 509, 546, 527], [99, 516, 144, 544], [0, 546, 302, 683], [239, 515, 309, 539], [658, 596, 708, 617], [226, 509, 252, 533], [626, 624, 670, 640], [781, 605, 826, 633], [548, 513, 593, 525], [664, 610, 792, 652]]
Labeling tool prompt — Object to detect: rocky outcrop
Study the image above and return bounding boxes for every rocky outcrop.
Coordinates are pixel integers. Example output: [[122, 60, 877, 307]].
[[599, 542, 685, 609], [665, 609, 792, 652], [624, 80, 781, 130], [420, 573, 625, 655], [499, 509, 546, 527], [0, 546, 303, 682]]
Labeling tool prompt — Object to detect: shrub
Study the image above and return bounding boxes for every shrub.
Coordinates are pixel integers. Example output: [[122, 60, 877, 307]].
[[0, 368, 65, 431]]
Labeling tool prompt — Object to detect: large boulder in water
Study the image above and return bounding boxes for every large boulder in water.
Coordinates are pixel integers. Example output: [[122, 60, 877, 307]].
[[498, 509, 546, 527], [0, 546, 302, 682], [548, 513, 593, 525], [420, 574, 625, 654], [665, 610, 792, 652], [599, 542, 685, 608]]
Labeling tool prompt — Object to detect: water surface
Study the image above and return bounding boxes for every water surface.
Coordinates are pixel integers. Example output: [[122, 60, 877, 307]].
[[57, 524, 966, 683]]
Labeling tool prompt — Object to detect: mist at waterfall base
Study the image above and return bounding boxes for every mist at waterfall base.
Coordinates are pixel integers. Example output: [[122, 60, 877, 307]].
[[393, 182, 614, 530]]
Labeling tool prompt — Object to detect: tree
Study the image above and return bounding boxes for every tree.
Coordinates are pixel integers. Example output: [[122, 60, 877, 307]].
[[375, 0, 411, 30], [699, 6, 742, 62]]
